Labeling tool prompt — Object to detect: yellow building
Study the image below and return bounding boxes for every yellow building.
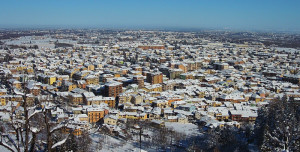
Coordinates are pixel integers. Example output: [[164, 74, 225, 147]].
[[215, 113, 229, 121], [0, 96, 6, 106], [212, 101, 222, 107], [84, 75, 99, 85], [143, 84, 163, 92], [87, 64, 95, 71], [16, 66, 26, 72], [118, 112, 147, 120], [0, 89, 7, 96], [48, 76, 57, 85], [27, 68, 34, 73], [249, 116, 257, 121], [62, 126, 85, 136], [114, 73, 121, 77]]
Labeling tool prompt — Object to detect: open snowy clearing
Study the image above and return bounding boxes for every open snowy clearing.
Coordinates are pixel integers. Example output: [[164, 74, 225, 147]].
[[164, 122, 200, 136]]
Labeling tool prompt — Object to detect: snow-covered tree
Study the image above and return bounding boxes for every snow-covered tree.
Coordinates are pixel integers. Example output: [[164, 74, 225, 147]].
[[0, 98, 69, 152], [254, 99, 300, 151]]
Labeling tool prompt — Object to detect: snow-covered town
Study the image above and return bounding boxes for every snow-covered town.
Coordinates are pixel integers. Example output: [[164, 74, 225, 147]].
[[0, 29, 299, 152]]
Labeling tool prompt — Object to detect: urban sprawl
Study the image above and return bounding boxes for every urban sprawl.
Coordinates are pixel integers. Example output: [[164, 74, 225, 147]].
[[0, 29, 299, 151]]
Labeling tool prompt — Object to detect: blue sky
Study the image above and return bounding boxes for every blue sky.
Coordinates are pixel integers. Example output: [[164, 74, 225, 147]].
[[1, 0, 300, 31]]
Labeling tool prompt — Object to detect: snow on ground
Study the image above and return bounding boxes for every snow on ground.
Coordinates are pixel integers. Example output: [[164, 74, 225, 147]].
[[4, 36, 77, 49], [91, 133, 137, 152], [90, 132, 155, 152], [0, 145, 13, 152], [164, 122, 200, 136], [0, 146, 10, 152]]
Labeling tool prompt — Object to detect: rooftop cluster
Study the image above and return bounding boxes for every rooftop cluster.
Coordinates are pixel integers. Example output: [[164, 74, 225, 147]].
[[0, 29, 299, 151]]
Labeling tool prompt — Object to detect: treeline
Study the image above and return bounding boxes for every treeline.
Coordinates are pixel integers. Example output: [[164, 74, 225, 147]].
[[252, 98, 300, 151], [54, 42, 73, 48]]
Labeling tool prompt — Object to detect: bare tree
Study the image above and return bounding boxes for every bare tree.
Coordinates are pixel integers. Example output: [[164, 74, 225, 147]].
[[96, 136, 104, 151], [77, 131, 92, 152]]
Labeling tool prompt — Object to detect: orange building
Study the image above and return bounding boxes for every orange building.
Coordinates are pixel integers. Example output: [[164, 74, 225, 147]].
[[167, 97, 183, 106], [104, 81, 123, 98], [175, 64, 187, 73], [86, 107, 106, 123]]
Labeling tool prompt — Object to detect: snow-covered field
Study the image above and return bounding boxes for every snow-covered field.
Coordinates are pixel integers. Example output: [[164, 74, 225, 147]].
[[88, 122, 201, 152], [3, 36, 77, 49], [165, 122, 200, 136], [274, 47, 300, 53]]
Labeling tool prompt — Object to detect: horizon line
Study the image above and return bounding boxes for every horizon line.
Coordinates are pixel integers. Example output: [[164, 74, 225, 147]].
[[0, 24, 300, 33]]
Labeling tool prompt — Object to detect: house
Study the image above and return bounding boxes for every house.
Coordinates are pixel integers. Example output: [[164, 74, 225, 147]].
[[167, 96, 183, 106], [0, 89, 7, 96], [118, 112, 147, 120], [69, 93, 83, 105], [26, 85, 40, 96], [82, 92, 95, 103], [84, 75, 99, 85], [86, 96, 115, 108], [152, 100, 168, 108], [149, 107, 161, 119], [9, 79, 22, 89], [162, 108, 174, 118], [230, 109, 258, 122], [167, 116, 178, 122], [25, 94, 35, 106], [51, 107, 64, 118], [171, 100, 186, 109], [62, 125, 85, 136], [130, 94, 143, 105], [77, 80, 87, 89], [62, 81, 77, 92], [177, 114, 189, 123], [251, 93, 264, 102], [103, 115, 118, 125], [143, 84, 162, 92], [72, 107, 83, 115], [118, 93, 132, 104], [177, 104, 196, 112], [47, 75, 57, 85], [150, 119, 165, 128], [230, 110, 242, 121], [75, 114, 89, 122]]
